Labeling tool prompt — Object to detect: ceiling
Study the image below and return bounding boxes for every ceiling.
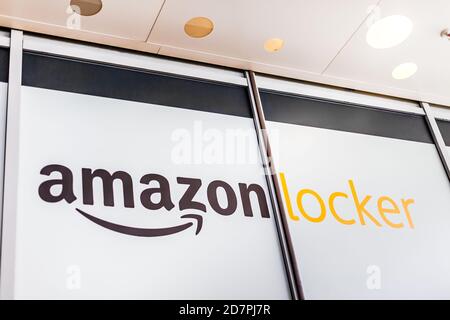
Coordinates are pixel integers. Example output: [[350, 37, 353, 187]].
[[0, 0, 449, 106]]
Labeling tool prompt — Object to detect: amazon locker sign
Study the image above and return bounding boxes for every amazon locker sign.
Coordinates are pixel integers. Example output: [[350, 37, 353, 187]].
[[261, 90, 450, 299], [4, 53, 289, 299]]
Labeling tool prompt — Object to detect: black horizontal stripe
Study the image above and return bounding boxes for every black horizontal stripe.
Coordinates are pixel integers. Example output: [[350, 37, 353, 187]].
[[0, 47, 8, 83], [437, 120, 450, 147], [261, 90, 433, 144], [22, 52, 251, 118]]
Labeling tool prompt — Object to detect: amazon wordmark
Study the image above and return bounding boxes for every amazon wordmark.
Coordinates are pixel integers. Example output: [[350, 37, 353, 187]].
[[38, 164, 270, 218]]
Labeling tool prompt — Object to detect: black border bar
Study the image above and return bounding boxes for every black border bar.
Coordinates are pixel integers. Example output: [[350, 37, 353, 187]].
[[260, 90, 433, 144], [437, 120, 450, 147], [0, 47, 8, 83], [22, 52, 252, 118]]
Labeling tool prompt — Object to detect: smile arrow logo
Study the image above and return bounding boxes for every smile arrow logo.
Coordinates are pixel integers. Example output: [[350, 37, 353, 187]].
[[75, 208, 203, 237]]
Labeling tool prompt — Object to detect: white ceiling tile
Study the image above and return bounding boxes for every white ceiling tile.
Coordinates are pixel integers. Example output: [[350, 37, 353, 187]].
[[325, 0, 450, 105], [0, 0, 164, 41], [149, 0, 378, 73]]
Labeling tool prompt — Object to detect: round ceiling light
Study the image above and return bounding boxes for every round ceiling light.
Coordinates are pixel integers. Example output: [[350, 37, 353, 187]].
[[184, 17, 214, 38], [264, 38, 284, 52], [392, 62, 418, 80], [366, 15, 413, 49], [70, 0, 103, 17]]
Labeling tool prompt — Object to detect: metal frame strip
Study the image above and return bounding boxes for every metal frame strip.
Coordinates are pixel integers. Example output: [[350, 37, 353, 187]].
[[0, 29, 23, 300], [245, 71, 304, 300], [421, 102, 450, 181]]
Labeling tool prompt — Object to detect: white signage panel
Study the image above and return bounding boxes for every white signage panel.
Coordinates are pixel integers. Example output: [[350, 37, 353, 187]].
[[264, 94, 450, 299], [8, 86, 289, 299]]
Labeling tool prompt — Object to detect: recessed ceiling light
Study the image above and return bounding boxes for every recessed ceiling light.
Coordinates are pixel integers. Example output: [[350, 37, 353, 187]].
[[70, 0, 103, 17], [264, 38, 284, 52], [392, 62, 418, 80], [184, 17, 214, 38], [366, 15, 413, 49]]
